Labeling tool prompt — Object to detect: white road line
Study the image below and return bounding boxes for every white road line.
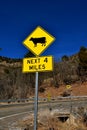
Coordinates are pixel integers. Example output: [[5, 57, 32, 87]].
[[0, 111, 32, 120]]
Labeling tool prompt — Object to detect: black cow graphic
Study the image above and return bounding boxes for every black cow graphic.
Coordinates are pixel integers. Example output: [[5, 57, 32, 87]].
[[29, 37, 46, 47]]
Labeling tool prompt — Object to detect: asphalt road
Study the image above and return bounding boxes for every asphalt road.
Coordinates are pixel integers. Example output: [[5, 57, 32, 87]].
[[0, 98, 87, 129]]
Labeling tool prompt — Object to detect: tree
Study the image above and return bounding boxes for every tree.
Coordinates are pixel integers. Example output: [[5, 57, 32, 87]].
[[62, 55, 69, 61], [78, 46, 87, 82], [78, 46, 87, 69]]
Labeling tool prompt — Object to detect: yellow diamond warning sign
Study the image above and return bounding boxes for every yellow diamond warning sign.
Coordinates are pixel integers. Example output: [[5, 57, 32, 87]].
[[23, 26, 55, 56], [66, 85, 72, 89], [22, 56, 53, 73]]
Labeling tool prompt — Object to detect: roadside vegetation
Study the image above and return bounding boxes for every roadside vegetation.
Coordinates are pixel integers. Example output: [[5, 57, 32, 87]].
[[0, 46, 87, 99]]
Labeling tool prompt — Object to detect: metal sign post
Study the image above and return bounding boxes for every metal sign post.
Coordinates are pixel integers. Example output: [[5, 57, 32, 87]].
[[22, 26, 55, 130], [34, 72, 38, 130]]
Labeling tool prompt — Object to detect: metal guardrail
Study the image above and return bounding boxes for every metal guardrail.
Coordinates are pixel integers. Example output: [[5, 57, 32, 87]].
[[0, 96, 87, 104], [56, 95, 87, 100]]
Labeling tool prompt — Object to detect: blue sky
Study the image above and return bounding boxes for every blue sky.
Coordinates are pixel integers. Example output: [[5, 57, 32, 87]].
[[0, 0, 87, 60]]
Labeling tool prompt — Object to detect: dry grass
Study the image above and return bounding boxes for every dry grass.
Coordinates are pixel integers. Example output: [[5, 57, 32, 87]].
[[38, 117, 87, 130], [17, 115, 87, 130]]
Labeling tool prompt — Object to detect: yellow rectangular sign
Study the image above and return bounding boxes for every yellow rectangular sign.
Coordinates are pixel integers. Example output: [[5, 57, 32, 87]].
[[22, 56, 53, 73]]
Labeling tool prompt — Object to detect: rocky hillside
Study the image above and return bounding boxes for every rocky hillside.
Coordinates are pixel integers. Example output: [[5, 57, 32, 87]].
[[0, 46, 87, 99]]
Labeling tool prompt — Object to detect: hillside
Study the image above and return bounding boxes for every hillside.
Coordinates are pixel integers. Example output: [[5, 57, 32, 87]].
[[38, 81, 87, 98], [0, 46, 87, 99]]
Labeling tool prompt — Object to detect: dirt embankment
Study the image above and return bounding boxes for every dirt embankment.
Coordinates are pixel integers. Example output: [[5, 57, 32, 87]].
[[16, 108, 87, 130], [38, 81, 87, 98]]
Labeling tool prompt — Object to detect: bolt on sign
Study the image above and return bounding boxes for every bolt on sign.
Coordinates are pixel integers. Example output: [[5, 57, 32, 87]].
[[22, 56, 53, 73], [23, 26, 55, 56]]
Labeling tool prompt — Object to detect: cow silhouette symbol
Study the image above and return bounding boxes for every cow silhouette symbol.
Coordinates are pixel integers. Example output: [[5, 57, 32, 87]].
[[29, 37, 46, 47]]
